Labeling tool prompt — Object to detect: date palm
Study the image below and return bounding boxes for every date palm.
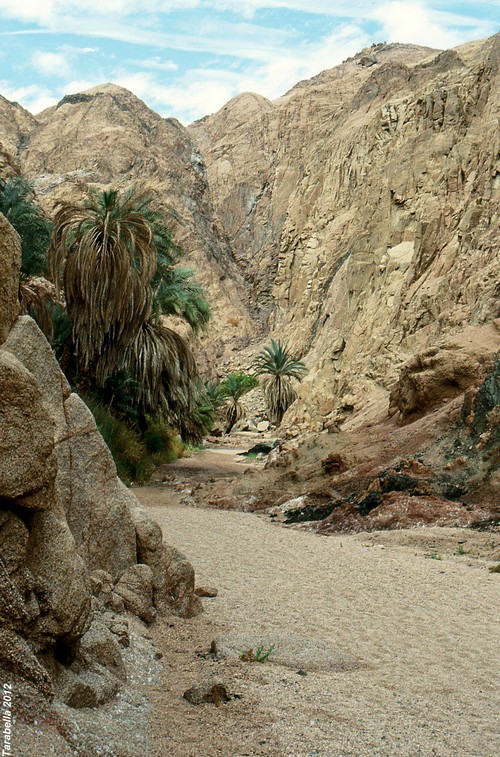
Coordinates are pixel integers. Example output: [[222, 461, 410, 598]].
[[253, 339, 307, 425], [121, 320, 198, 433], [49, 184, 210, 438], [49, 185, 162, 383], [218, 372, 259, 434]]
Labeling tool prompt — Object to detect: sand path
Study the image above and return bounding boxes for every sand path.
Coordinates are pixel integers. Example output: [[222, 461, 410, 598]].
[[136, 446, 500, 757]]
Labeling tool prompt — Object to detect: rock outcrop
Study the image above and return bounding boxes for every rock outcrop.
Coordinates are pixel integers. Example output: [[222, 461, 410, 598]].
[[0, 214, 20, 342], [0, 215, 202, 744]]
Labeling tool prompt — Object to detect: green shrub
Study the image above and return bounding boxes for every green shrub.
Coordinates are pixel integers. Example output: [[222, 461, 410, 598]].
[[0, 177, 52, 277], [240, 644, 276, 663], [86, 399, 154, 485], [143, 416, 183, 463]]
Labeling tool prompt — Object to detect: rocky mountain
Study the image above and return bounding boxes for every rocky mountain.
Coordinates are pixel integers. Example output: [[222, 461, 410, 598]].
[[190, 36, 499, 429], [0, 95, 36, 157], [0, 35, 498, 430], [0, 83, 256, 368]]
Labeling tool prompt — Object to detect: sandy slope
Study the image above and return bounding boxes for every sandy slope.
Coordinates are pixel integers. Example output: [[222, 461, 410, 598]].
[[135, 451, 500, 757]]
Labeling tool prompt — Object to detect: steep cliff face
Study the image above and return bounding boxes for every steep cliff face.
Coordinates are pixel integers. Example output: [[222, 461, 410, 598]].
[[0, 95, 36, 157], [190, 36, 500, 427]]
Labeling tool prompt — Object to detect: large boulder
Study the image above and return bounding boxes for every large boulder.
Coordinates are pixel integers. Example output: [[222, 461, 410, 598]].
[[24, 509, 93, 647], [114, 564, 155, 625], [3, 315, 71, 439], [57, 393, 138, 579], [0, 350, 56, 500], [163, 546, 203, 618], [390, 324, 500, 420], [0, 213, 20, 343], [3, 317, 140, 580], [130, 507, 167, 611]]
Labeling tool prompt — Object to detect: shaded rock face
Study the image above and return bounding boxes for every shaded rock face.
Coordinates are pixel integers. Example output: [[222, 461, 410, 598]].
[[389, 324, 500, 420], [0, 218, 201, 713], [0, 214, 20, 342], [0, 95, 36, 157]]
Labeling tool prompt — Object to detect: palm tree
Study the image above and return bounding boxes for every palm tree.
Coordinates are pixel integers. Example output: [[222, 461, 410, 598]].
[[218, 372, 259, 434], [49, 185, 158, 384], [121, 320, 198, 431], [0, 176, 52, 277], [253, 339, 307, 425], [152, 265, 211, 333], [49, 184, 211, 440]]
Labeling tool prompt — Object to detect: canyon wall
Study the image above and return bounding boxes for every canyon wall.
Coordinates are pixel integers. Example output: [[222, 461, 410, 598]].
[[190, 35, 499, 429]]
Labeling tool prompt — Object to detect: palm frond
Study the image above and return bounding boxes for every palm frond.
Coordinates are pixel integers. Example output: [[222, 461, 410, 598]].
[[253, 339, 307, 380], [152, 266, 211, 333], [121, 320, 199, 428], [0, 177, 52, 277], [49, 185, 158, 381]]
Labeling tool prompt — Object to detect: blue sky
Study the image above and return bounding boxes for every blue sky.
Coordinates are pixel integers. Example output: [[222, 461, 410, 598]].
[[0, 1, 498, 124]]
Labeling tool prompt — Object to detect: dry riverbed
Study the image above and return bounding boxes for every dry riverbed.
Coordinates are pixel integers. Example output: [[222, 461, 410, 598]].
[[133, 444, 500, 757]]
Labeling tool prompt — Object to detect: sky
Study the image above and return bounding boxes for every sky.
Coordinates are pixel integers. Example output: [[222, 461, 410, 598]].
[[0, 1, 498, 124]]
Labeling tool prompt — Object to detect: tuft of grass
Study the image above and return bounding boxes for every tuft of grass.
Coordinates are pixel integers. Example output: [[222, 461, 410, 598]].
[[88, 401, 153, 485], [489, 563, 500, 573], [455, 544, 468, 556], [85, 401, 181, 485], [240, 644, 276, 663], [425, 551, 443, 561], [143, 416, 183, 464]]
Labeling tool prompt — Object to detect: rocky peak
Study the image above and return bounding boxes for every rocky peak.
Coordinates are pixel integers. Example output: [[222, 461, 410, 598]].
[[0, 95, 37, 156]]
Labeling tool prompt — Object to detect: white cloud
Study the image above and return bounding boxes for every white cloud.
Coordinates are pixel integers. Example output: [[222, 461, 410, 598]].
[[0, 0, 199, 25], [61, 78, 103, 95], [0, 0, 496, 123], [375, 0, 497, 49], [0, 81, 57, 113], [61, 45, 97, 54], [0, 0, 494, 57], [31, 51, 71, 78], [109, 67, 242, 123], [111, 21, 370, 123], [128, 56, 178, 72]]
